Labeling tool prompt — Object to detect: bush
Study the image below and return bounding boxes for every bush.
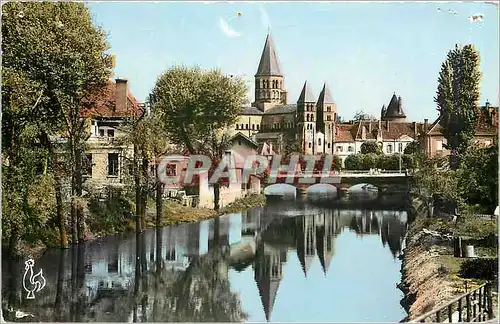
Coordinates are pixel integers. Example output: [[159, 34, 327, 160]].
[[459, 258, 498, 280]]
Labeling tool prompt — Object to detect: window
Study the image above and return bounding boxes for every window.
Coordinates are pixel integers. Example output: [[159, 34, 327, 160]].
[[108, 153, 119, 176], [435, 140, 443, 151], [99, 129, 105, 137], [308, 142, 312, 148], [387, 144, 393, 153], [241, 124, 244, 129], [245, 124, 249, 129], [398, 143, 403, 152], [336, 146, 343, 152], [348, 146, 353, 152], [318, 138, 322, 145], [328, 143, 331, 149], [235, 124, 239, 130], [327, 115, 331, 121], [327, 106, 331, 112], [252, 124, 255, 130], [166, 163, 176, 176], [107, 129, 115, 138], [257, 124, 260, 130], [238, 140, 242, 146], [83, 154, 93, 176]]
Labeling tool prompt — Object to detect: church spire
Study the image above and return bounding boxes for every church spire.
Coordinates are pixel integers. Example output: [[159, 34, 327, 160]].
[[255, 32, 283, 77]]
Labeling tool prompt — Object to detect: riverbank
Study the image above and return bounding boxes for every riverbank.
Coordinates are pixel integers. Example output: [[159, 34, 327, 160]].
[[11, 193, 267, 260], [398, 196, 498, 321]]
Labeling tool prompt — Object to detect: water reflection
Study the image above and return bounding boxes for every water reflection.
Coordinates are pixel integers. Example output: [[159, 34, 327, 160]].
[[2, 199, 408, 322]]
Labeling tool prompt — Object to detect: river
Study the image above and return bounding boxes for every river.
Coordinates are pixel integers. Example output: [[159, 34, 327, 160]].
[[2, 191, 409, 322]]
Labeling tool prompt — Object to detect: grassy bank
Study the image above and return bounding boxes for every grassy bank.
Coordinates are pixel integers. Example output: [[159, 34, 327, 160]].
[[399, 195, 498, 320]]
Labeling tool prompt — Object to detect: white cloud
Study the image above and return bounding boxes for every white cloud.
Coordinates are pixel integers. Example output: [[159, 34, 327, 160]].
[[218, 17, 242, 38]]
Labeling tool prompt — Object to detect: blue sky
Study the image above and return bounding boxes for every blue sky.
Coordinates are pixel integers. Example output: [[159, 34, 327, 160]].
[[88, 1, 499, 122]]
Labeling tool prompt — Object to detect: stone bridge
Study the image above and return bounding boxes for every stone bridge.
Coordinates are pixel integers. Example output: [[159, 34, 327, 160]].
[[264, 170, 412, 194]]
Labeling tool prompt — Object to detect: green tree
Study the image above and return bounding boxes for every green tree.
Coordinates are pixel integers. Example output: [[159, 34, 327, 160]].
[[151, 66, 248, 210], [353, 110, 376, 122], [403, 141, 420, 155], [360, 141, 382, 154], [434, 44, 482, 162], [2, 2, 114, 244], [344, 154, 362, 170]]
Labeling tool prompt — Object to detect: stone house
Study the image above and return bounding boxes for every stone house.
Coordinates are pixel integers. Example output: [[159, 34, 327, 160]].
[[80, 79, 145, 188]]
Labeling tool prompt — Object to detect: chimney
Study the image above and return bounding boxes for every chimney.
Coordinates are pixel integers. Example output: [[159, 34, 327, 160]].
[[424, 118, 429, 133], [485, 100, 491, 109], [413, 122, 417, 136], [361, 125, 366, 140], [116, 79, 128, 112], [378, 119, 382, 130], [386, 120, 389, 131], [368, 122, 372, 133]]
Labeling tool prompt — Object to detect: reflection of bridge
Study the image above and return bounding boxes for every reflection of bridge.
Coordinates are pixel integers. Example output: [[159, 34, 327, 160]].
[[264, 170, 411, 193]]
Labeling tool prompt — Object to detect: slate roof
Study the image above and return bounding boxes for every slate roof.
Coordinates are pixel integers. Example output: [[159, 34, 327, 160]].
[[297, 81, 316, 103], [256, 277, 280, 322], [241, 106, 264, 115], [230, 132, 259, 148], [384, 93, 406, 118], [317, 83, 335, 105], [80, 80, 142, 118], [263, 104, 297, 115], [255, 33, 283, 77]]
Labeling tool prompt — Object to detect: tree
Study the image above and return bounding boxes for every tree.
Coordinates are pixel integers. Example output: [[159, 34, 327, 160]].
[[2, 2, 114, 244], [434, 44, 482, 163], [403, 141, 420, 155], [353, 110, 376, 122], [151, 66, 248, 210], [360, 141, 382, 154]]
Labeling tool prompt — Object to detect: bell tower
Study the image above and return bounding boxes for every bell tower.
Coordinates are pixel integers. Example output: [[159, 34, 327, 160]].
[[296, 81, 316, 154], [252, 32, 288, 112], [316, 83, 336, 154]]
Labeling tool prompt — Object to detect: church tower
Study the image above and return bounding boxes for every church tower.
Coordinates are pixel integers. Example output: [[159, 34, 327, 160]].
[[296, 81, 316, 154], [316, 83, 336, 154], [252, 32, 288, 112]]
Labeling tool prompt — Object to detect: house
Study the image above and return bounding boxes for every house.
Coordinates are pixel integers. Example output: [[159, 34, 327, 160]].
[[421, 101, 498, 158], [80, 79, 144, 187]]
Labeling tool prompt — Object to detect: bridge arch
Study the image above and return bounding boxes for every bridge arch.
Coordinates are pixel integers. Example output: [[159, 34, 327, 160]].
[[263, 183, 297, 196], [347, 183, 379, 193], [306, 183, 338, 194]]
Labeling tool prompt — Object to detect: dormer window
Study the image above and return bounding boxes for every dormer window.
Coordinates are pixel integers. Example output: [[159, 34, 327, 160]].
[[99, 129, 105, 137], [107, 129, 115, 138]]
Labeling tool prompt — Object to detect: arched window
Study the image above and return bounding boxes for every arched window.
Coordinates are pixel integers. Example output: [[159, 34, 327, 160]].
[[306, 115, 310, 122], [318, 138, 322, 145], [236, 124, 239, 130], [252, 124, 255, 130], [328, 143, 331, 149], [308, 142, 312, 148], [257, 124, 260, 130], [241, 123, 244, 129], [246, 124, 249, 129]]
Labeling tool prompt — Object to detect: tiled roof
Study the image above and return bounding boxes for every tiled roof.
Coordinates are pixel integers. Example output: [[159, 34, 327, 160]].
[[263, 104, 297, 115], [80, 80, 142, 118], [335, 124, 355, 142], [336, 120, 423, 142], [255, 33, 283, 77], [297, 81, 316, 103], [241, 106, 264, 115], [317, 83, 334, 105]]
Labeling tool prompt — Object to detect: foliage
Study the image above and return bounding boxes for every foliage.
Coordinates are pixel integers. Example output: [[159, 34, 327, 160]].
[[404, 141, 420, 155], [459, 258, 498, 280], [434, 44, 482, 156], [344, 153, 413, 171], [151, 66, 248, 154], [352, 110, 376, 122], [360, 141, 382, 154], [456, 143, 498, 212]]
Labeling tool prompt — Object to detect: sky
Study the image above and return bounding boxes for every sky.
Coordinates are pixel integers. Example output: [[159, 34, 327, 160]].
[[87, 1, 499, 122]]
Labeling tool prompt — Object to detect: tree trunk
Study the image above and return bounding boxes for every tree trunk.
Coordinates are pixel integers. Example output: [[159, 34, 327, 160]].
[[134, 143, 142, 233], [74, 146, 85, 243], [141, 150, 149, 231], [8, 224, 19, 258], [213, 182, 220, 211], [155, 163, 163, 228]]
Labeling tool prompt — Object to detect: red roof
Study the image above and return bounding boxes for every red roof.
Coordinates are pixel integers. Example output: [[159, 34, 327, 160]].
[[80, 80, 143, 118]]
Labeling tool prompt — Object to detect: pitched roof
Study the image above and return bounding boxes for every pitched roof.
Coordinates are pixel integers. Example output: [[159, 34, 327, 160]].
[[255, 33, 283, 77], [263, 104, 297, 115], [297, 81, 316, 103], [241, 106, 264, 115], [80, 80, 142, 118], [335, 124, 356, 142], [335, 120, 424, 142], [255, 277, 280, 322], [230, 132, 259, 148], [384, 93, 406, 118], [317, 83, 335, 105]]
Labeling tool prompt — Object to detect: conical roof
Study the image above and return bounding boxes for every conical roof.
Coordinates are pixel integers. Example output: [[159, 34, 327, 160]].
[[297, 81, 316, 103], [317, 83, 335, 105], [256, 277, 281, 322], [384, 93, 406, 118], [255, 33, 283, 77]]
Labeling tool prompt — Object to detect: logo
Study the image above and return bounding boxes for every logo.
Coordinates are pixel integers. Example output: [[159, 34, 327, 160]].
[[22, 258, 46, 300]]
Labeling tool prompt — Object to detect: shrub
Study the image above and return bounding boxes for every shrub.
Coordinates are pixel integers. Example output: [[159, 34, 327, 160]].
[[459, 258, 498, 280]]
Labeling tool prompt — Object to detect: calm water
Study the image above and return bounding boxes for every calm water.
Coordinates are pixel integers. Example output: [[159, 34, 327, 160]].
[[2, 194, 408, 322]]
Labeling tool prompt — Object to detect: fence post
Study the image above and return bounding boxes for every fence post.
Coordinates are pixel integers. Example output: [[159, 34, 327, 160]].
[[486, 282, 493, 319], [466, 294, 471, 322]]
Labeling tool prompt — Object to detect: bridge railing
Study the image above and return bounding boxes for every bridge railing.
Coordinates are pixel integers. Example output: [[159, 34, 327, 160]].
[[409, 282, 494, 323]]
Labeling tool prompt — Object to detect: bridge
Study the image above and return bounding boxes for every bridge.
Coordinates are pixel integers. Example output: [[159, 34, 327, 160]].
[[264, 170, 412, 194]]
